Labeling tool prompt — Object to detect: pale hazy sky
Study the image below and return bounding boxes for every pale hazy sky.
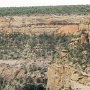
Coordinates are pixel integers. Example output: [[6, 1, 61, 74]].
[[0, 0, 90, 7]]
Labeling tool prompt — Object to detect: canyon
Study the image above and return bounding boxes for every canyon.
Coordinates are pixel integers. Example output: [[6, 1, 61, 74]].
[[0, 15, 90, 90]]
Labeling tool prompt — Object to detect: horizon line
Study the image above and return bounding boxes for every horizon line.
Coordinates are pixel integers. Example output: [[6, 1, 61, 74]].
[[0, 4, 90, 8]]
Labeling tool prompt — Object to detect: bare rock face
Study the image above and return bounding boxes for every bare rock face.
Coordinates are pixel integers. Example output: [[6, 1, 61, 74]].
[[46, 63, 90, 90], [55, 24, 79, 35], [0, 15, 89, 35]]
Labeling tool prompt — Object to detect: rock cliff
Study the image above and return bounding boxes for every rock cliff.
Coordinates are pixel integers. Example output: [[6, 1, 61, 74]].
[[0, 15, 90, 35], [47, 62, 90, 90]]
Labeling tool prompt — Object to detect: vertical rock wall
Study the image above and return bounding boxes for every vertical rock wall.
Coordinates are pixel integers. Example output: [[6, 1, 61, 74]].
[[47, 63, 90, 90], [0, 16, 80, 35]]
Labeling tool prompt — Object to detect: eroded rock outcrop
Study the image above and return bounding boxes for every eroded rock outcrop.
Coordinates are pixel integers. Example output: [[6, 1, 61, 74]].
[[47, 63, 90, 90], [0, 15, 89, 35]]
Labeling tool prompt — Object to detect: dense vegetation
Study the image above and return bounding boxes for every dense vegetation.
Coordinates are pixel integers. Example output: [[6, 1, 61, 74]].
[[0, 5, 90, 16]]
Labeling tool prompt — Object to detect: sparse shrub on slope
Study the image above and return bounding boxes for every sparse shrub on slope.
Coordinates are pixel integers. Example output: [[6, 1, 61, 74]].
[[0, 32, 89, 69], [0, 32, 71, 60], [0, 75, 45, 90], [0, 32, 31, 60]]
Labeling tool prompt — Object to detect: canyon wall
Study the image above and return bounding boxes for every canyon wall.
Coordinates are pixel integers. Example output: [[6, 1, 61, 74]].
[[0, 15, 89, 35], [0, 15, 90, 90], [47, 63, 90, 90]]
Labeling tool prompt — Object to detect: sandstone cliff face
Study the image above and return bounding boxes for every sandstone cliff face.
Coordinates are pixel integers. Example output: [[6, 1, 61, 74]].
[[55, 24, 79, 35], [0, 15, 90, 35], [47, 63, 90, 90]]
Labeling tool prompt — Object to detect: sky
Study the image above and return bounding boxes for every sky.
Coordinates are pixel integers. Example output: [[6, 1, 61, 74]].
[[0, 0, 90, 7]]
